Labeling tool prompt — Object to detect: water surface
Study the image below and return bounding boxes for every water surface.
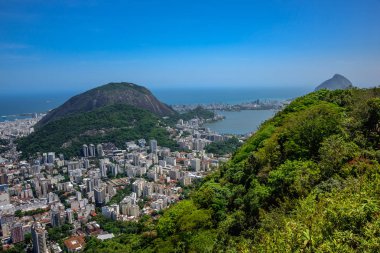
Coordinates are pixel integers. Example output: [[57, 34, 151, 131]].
[[204, 110, 275, 135]]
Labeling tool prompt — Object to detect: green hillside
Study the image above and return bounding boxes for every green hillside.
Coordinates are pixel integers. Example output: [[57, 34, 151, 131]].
[[165, 106, 216, 125], [36, 82, 176, 127], [205, 136, 241, 156], [17, 104, 177, 158], [83, 87, 380, 252]]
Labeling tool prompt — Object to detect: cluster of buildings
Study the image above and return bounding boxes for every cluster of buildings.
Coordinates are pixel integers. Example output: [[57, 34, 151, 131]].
[[0, 116, 44, 162], [172, 100, 283, 112], [0, 114, 235, 252], [0, 116, 42, 139]]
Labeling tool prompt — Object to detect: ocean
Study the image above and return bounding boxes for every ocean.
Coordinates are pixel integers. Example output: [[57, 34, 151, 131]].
[[0, 93, 74, 122], [0, 87, 311, 132]]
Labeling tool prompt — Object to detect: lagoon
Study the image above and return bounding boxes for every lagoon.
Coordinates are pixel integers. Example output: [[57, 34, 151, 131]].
[[204, 110, 275, 135]]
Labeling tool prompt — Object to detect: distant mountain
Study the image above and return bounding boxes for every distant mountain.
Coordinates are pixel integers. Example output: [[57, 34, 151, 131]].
[[315, 74, 353, 91], [37, 82, 176, 127]]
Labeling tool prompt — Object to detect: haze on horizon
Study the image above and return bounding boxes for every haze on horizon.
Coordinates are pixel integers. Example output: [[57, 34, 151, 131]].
[[1, 0, 380, 94]]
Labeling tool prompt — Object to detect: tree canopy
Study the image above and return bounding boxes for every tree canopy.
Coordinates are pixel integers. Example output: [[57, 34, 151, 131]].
[[81, 88, 380, 252]]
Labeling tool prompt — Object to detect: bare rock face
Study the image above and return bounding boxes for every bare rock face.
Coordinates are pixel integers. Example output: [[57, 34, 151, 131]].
[[315, 74, 354, 91], [37, 82, 175, 127]]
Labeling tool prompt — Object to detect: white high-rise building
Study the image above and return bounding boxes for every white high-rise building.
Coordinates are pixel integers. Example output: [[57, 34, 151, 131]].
[[76, 191, 82, 201], [47, 152, 55, 164], [89, 144, 96, 157], [110, 164, 118, 177], [190, 158, 201, 172], [132, 153, 140, 166], [83, 159, 90, 169], [97, 144, 104, 157], [66, 209, 73, 224], [150, 139, 157, 154], [100, 159, 107, 178], [129, 205, 140, 217], [94, 187, 106, 205], [82, 144, 89, 157], [42, 153, 48, 164], [132, 180, 145, 197], [84, 178, 93, 192], [32, 222, 48, 253], [50, 208, 61, 227]]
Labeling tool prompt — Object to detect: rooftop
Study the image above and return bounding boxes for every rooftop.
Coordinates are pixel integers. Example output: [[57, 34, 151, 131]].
[[64, 236, 85, 251], [97, 233, 115, 241]]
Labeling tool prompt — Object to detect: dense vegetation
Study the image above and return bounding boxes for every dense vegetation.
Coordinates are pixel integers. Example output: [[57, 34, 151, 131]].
[[47, 223, 74, 247], [83, 87, 380, 252], [108, 186, 132, 206], [92, 214, 142, 235], [0, 234, 31, 253], [0, 139, 9, 146], [205, 137, 242, 156], [165, 106, 215, 125], [0, 138, 10, 154], [14, 208, 49, 217], [17, 104, 177, 158], [178, 106, 215, 121], [37, 82, 176, 127], [93, 82, 151, 94]]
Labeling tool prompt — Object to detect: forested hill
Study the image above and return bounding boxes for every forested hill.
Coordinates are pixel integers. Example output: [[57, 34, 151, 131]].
[[83, 87, 380, 252], [17, 105, 215, 159], [37, 82, 176, 127], [17, 82, 217, 158], [17, 104, 177, 158]]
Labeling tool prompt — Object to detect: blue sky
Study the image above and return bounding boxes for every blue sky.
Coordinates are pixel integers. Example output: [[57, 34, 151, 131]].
[[1, 0, 380, 93]]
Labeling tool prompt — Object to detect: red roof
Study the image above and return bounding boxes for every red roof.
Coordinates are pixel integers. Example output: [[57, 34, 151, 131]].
[[64, 236, 85, 251]]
